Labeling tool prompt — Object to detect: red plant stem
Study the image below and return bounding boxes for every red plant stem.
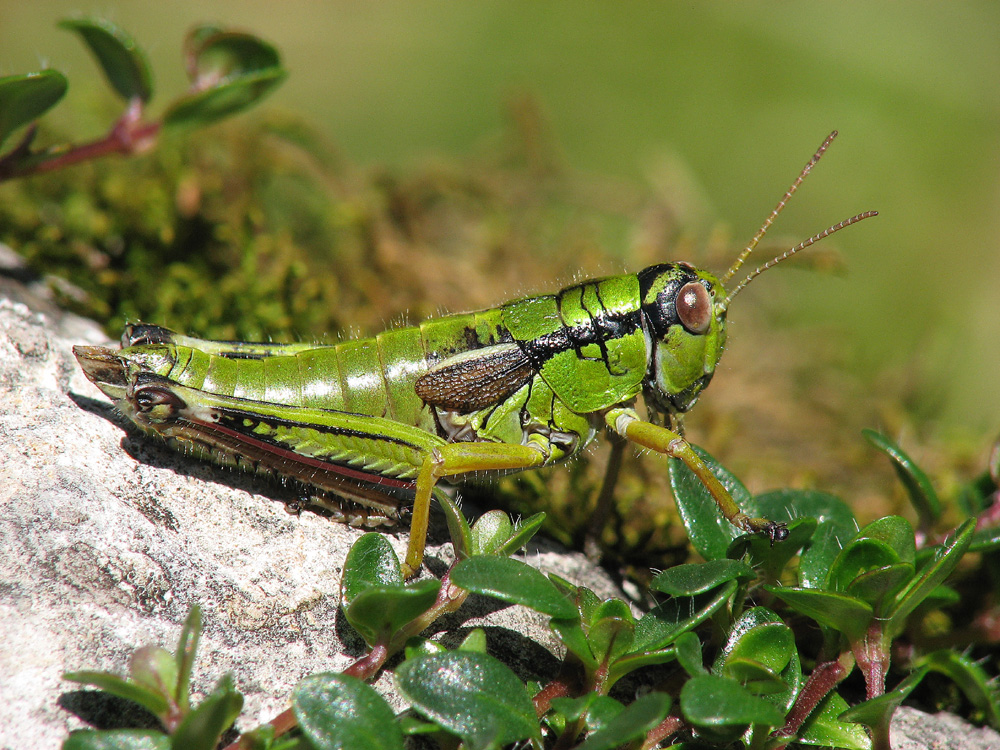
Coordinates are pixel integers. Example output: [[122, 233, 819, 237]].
[[855, 622, 889, 700], [643, 715, 683, 748], [773, 651, 855, 747], [0, 99, 160, 181]]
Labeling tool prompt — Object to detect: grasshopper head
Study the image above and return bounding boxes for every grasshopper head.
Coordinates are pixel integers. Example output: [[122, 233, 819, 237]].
[[637, 263, 727, 415]]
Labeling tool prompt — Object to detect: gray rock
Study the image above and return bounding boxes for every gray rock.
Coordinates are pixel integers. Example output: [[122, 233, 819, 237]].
[[1, 289, 998, 749]]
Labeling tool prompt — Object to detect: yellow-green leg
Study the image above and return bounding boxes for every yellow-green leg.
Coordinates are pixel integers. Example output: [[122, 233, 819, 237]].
[[402, 442, 548, 577], [605, 407, 788, 542]]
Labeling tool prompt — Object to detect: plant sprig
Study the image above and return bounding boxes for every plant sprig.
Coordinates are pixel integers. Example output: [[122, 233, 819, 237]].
[[0, 17, 285, 182]]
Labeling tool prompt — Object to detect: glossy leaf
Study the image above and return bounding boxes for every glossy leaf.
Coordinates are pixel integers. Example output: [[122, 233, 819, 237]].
[[766, 587, 873, 641], [174, 606, 201, 713], [859, 516, 916, 563], [129, 646, 177, 698], [796, 691, 872, 749], [669, 446, 757, 560], [763, 490, 858, 588], [63, 730, 170, 750], [395, 651, 539, 749], [344, 579, 440, 646], [185, 28, 281, 84], [651, 559, 754, 597], [633, 580, 738, 653], [0, 71, 68, 148], [828, 537, 903, 594], [469, 510, 513, 555], [59, 18, 152, 102], [293, 673, 404, 750], [499, 512, 546, 555], [550, 615, 594, 665], [845, 563, 914, 613], [919, 649, 1000, 728], [727, 516, 816, 581], [675, 631, 706, 677], [680, 674, 784, 743], [587, 602, 636, 666], [715, 608, 800, 712], [864, 429, 942, 526], [886, 519, 974, 637], [169, 673, 243, 750], [575, 692, 672, 750], [437, 491, 472, 560], [451, 556, 575, 618], [163, 69, 286, 129], [839, 667, 928, 734], [62, 671, 169, 719], [340, 533, 401, 609]]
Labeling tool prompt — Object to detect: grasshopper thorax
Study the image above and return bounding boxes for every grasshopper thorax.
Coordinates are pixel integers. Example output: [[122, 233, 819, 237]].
[[637, 262, 727, 416]]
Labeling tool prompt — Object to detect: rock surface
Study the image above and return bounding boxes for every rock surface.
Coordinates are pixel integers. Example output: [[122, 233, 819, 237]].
[[1, 287, 998, 749]]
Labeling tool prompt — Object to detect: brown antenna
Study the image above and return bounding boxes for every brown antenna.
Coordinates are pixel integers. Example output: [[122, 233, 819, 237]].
[[718, 131, 877, 311]]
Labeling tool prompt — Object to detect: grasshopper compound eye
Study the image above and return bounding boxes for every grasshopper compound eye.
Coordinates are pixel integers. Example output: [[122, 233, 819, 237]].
[[676, 281, 712, 335]]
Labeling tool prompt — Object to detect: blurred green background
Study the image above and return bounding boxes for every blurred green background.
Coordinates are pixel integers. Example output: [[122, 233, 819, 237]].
[[1, 1, 997, 478]]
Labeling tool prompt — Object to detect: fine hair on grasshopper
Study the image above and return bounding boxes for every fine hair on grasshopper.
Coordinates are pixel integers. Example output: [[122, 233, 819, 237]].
[[75, 131, 876, 577]]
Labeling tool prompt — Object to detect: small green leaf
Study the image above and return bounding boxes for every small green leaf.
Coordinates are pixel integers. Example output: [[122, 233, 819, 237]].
[[680, 674, 785, 743], [796, 691, 872, 749], [498, 512, 546, 555], [714, 608, 800, 712], [764, 490, 857, 589], [293, 673, 405, 750], [451, 556, 575, 618], [845, 563, 914, 612], [633, 580, 738, 653], [458, 628, 488, 653], [0, 71, 68, 148], [919, 649, 1000, 728], [129, 646, 177, 698], [839, 667, 928, 735], [651, 559, 754, 597], [62, 671, 169, 719], [174, 606, 201, 713], [341, 533, 402, 609], [587, 609, 635, 666], [345, 579, 441, 646], [766, 586, 873, 641], [163, 69, 286, 129], [550, 693, 603, 723], [169, 673, 243, 750], [59, 18, 152, 102], [437, 491, 472, 560], [885, 519, 974, 637], [669, 445, 757, 560], [63, 729, 171, 750], [864, 429, 942, 526], [550, 616, 596, 667], [395, 651, 539, 749], [675, 631, 706, 677], [470, 511, 513, 555], [727, 516, 816, 581], [828, 536, 904, 594], [859, 516, 916, 563], [575, 692, 672, 750], [185, 28, 281, 85]]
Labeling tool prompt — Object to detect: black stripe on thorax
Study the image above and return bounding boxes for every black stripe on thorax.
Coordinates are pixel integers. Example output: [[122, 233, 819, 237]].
[[520, 298, 641, 368]]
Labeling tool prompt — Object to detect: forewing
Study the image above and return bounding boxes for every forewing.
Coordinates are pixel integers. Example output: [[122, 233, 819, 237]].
[[415, 343, 534, 413]]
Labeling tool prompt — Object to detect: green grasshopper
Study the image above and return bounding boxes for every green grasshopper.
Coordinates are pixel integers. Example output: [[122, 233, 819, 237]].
[[74, 131, 875, 577]]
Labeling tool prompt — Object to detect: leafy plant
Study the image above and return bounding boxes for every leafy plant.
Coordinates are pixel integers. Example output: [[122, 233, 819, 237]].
[[60, 431, 1000, 750], [0, 17, 285, 181]]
